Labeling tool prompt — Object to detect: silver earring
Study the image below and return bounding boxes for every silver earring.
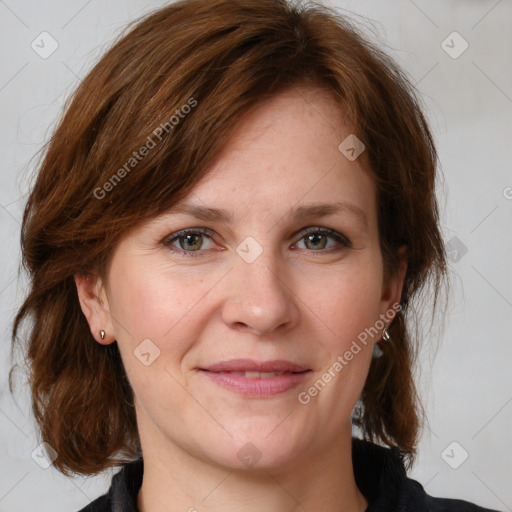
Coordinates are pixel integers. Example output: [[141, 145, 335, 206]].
[[100, 330, 105, 340], [372, 326, 391, 359]]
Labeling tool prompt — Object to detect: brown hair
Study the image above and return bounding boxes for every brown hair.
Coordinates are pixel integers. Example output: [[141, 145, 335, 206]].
[[11, 0, 448, 476]]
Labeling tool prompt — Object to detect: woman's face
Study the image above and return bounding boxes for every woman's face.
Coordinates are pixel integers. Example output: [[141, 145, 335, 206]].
[[79, 85, 405, 472]]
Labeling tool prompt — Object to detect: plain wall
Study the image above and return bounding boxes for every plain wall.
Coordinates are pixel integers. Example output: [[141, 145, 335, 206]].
[[1, 0, 511, 511]]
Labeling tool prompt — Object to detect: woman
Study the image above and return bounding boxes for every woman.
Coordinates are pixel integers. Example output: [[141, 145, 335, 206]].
[[10, 0, 503, 511]]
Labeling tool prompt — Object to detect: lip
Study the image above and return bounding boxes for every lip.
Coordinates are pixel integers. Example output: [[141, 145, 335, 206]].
[[198, 359, 311, 397], [201, 359, 309, 373]]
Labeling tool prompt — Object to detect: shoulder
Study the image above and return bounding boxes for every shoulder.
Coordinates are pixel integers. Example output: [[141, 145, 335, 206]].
[[427, 495, 502, 512], [352, 438, 503, 512], [74, 456, 143, 512], [402, 477, 502, 512], [76, 493, 110, 512]]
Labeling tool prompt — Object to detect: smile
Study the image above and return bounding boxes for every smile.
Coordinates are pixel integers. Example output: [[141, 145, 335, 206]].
[[199, 370, 311, 397]]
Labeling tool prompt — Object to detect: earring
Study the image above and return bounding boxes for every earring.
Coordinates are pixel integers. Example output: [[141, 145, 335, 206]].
[[372, 325, 391, 359], [100, 330, 105, 340]]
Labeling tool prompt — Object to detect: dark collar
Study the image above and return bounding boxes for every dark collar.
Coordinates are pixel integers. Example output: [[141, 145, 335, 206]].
[[352, 437, 410, 511]]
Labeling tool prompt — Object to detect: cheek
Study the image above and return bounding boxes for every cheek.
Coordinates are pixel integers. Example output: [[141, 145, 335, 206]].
[[298, 270, 381, 435], [107, 255, 224, 381], [106, 258, 202, 413], [299, 258, 383, 404], [304, 257, 385, 348], [109, 255, 203, 339]]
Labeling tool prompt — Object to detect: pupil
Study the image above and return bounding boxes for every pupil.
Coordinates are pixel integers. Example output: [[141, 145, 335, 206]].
[[307, 234, 325, 249], [183, 234, 201, 250]]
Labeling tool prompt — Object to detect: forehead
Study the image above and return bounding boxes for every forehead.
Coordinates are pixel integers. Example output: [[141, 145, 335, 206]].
[[176, 85, 376, 225]]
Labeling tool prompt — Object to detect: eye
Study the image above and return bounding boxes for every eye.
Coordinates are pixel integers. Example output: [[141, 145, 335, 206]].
[[293, 227, 352, 252], [163, 228, 217, 256], [163, 226, 351, 257]]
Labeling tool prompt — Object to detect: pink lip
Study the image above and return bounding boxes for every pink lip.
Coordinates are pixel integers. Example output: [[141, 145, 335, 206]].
[[198, 359, 311, 397], [201, 358, 309, 373]]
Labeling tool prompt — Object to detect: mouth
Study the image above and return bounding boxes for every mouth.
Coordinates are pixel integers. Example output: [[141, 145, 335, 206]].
[[200, 358, 309, 373], [206, 370, 301, 378], [197, 359, 311, 397]]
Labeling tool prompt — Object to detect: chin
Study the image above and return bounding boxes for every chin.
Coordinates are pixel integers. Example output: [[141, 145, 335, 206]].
[[195, 418, 313, 472]]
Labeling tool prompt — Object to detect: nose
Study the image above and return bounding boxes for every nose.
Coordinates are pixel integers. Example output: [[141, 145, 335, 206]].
[[221, 249, 300, 336]]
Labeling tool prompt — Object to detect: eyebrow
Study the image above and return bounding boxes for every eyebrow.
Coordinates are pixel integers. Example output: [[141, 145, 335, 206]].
[[169, 201, 368, 230]]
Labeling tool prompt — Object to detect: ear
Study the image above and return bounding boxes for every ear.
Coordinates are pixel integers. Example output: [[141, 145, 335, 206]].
[[74, 272, 116, 345], [379, 245, 407, 323]]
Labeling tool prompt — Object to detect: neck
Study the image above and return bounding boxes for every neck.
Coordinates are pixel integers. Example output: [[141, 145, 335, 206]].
[[136, 420, 367, 512]]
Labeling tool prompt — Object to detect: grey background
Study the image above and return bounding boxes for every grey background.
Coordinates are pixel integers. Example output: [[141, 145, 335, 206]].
[[1, 0, 511, 510]]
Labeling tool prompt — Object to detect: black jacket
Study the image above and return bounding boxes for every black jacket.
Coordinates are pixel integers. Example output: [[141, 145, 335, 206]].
[[78, 438, 502, 512]]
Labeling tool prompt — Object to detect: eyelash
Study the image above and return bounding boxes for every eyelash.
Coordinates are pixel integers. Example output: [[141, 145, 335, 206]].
[[162, 227, 352, 258]]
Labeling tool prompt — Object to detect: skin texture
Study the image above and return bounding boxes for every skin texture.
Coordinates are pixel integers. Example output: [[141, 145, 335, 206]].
[[76, 84, 407, 512]]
